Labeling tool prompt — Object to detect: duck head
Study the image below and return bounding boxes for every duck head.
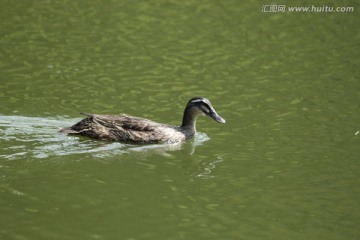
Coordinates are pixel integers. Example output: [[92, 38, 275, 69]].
[[181, 97, 226, 128]]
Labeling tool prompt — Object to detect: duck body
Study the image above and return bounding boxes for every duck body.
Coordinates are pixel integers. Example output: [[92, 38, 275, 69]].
[[59, 97, 225, 144], [61, 113, 191, 144]]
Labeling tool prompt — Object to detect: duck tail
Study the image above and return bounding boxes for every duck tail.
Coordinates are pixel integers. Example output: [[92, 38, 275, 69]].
[[80, 112, 95, 118], [58, 127, 79, 134]]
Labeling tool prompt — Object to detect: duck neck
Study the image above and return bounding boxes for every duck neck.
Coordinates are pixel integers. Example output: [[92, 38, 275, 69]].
[[181, 106, 200, 131]]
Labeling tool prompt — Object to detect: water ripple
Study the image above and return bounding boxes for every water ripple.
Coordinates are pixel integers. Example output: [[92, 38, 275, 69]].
[[0, 115, 209, 160]]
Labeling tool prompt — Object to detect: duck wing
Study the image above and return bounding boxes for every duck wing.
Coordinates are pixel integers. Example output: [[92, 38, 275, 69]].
[[80, 113, 163, 132]]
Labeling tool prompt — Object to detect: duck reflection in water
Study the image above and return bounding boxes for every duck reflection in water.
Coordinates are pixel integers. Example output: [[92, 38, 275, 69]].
[[124, 132, 223, 179]]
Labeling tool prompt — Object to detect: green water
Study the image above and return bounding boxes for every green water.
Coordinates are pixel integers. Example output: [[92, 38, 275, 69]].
[[1, 0, 359, 239]]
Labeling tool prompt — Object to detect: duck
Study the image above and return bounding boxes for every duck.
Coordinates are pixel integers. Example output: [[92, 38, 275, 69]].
[[59, 97, 225, 144]]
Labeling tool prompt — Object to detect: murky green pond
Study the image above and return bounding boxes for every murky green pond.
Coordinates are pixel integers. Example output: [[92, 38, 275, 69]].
[[1, 0, 359, 239]]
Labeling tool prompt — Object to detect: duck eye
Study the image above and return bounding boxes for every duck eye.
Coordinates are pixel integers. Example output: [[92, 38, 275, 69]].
[[201, 105, 210, 114]]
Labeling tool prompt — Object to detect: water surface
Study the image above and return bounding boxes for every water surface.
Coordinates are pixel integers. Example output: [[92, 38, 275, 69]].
[[1, 0, 359, 239]]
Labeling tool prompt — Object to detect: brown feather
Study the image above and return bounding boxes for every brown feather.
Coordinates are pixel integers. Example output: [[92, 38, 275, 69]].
[[59, 97, 225, 144]]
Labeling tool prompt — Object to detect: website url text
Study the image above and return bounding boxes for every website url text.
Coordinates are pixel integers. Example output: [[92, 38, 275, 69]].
[[261, 5, 354, 13]]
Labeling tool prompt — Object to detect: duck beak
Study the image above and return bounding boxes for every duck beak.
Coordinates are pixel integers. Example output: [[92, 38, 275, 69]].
[[209, 110, 226, 124]]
